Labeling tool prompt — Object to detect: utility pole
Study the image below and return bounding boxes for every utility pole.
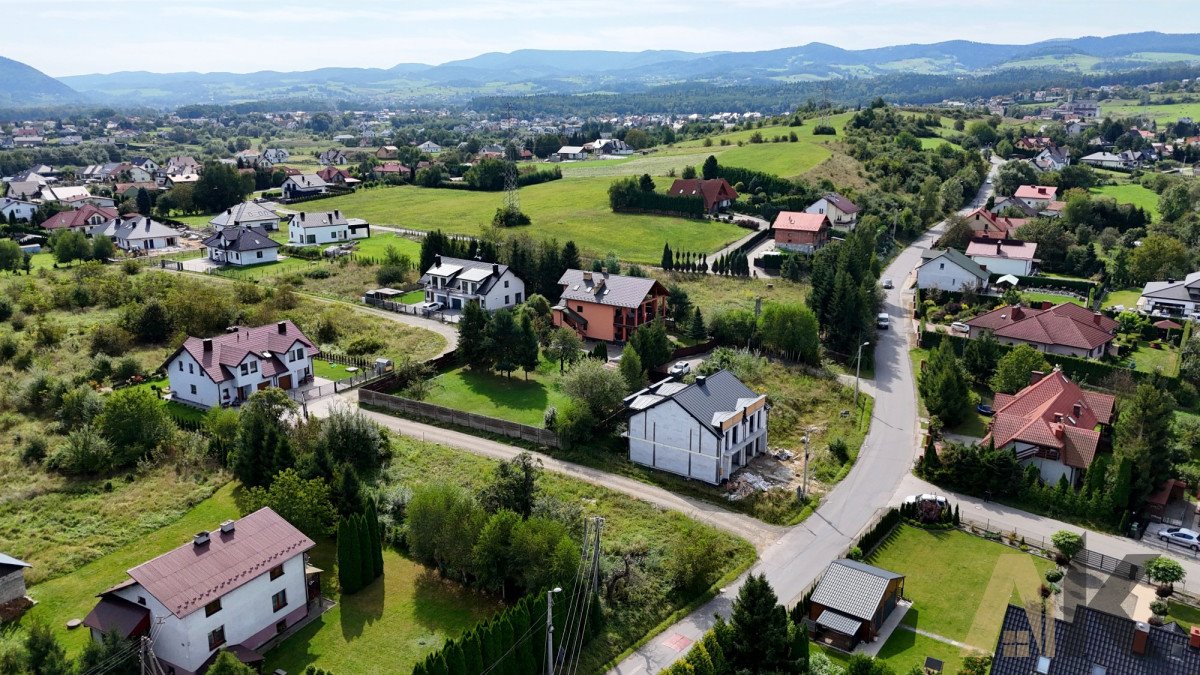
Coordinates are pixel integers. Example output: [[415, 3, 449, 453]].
[[800, 433, 810, 500], [546, 586, 562, 675], [854, 340, 870, 409]]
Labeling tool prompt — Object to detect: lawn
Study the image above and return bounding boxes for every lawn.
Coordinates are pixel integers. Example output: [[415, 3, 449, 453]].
[[874, 628, 969, 674], [19, 482, 238, 653], [311, 358, 352, 381], [418, 357, 570, 427], [349, 232, 422, 261], [1167, 599, 1200, 631], [658, 273, 809, 316], [868, 525, 1054, 649], [1020, 290, 1085, 308], [1127, 340, 1180, 376], [292, 178, 748, 265], [1095, 99, 1200, 124], [208, 255, 312, 281], [710, 140, 832, 179], [1102, 287, 1142, 310], [400, 290, 424, 304], [262, 543, 500, 675], [1090, 183, 1161, 221]]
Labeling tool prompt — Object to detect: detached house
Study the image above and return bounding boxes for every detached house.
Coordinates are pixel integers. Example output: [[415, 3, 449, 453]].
[[552, 269, 669, 342], [772, 211, 831, 253], [807, 559, 906, 651], [202, 226, 280, 266], [667, 178, 738, 215], [965, 207, 1027, 240], [965, 302, 1117, 359], [89, 215, 180, 252], [1136, 271, 1200, 318], [915, 248, 990, 292], [84, 508, 319, 675], [162, 320, 317, 408], [317, 149, 347, 165], [420, 255, 525, 311], [315, 166, 360, 188], [805, 192, 860, 229], [1013, 185, 1057, 210], [982, 368, 1115, 485], [554, 146, 587, 161], [0, 197, 38, 223], [966, 238, 1038, 276], [375, 145, 398, 159], [286, 211, 369, 245], [625, 369, 768, 484], [209, 202, 281, 231], [416, 140, 442, 154], [1031, 147, 1070, 172], [281, 174, 327, 199], [40, 204, 116, 230]]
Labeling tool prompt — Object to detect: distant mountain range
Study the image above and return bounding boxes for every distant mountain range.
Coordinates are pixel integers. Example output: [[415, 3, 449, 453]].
[[3, 32, 1200, 109]]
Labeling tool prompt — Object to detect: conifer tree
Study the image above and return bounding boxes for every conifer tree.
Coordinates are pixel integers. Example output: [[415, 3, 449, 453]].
[[461, 628, 484, 675], [444, 639, 466, 675], [339, 517, 361, 594], [366, 499, 384, 579], [356, 513, 373, 586], [661, 243, 673, 271]]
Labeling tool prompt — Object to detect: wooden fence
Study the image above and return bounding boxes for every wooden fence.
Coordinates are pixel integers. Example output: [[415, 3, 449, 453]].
[[359, 387, 559, 448]]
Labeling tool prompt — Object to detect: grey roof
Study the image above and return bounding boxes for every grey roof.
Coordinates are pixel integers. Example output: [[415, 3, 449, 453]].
[[209, 202, 280, 227], [816, 608, 862, 636], [287, 174, 327, 189], [625, 370, 763, 430], [420, 256, 513, 297], [5, 181, 42, 199], [557, 269, 662, 309], [114, 216, 177, 241], [810, 559, 903, 622], [918, 248, 989, 282], [289, 211, 346, 228], [0, 552, 31, 568], [992, 604, 1200, 675], [202, 225, 279, 252], [1140, 271, 1200, 302]]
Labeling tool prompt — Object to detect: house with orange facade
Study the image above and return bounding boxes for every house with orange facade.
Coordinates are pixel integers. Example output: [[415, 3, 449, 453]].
[[551, 269, 668, 342], [772, 211, 831, 253]]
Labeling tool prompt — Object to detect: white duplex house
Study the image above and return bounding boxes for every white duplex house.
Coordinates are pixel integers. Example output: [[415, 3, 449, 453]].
[[286, 211, 370, 246], [625, 369, 767, 485], [915, 248, 990, 292], [83, 508, 319, 675], [202, 225, 280, 266], [88, 215, 180, 251], [421, 255, 525, 311], [162, 320, 317, 408]]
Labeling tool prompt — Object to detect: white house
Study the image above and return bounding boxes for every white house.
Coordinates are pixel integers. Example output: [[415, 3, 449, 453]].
[[128, 156, 160, 174], [554, 146, 587, 161], [43, 185, 115, 209], [1031, 147, 1070, 172], [915, 248, 990, 292], [1137, 271, 1200, 318], [162, 320, 317, 408], [805, 192, 861, 230], [590, 138, 633, 155], [262, 148, 290, 164], [83, 508, 318, 675], [202, 226, 280, 266], [281, 174, 327, 200], [89, 216, 180, 251], [287, 210, 369, 245], [209, 202, 281, 231], [1013, 185, 1057, 210], [1080, 152, 1134, 170], [0, 197, 38, 222], [625, 369, 767, 485], [417, 140, 442, 154], [420, 255, 525, 311], [965, 238, 1038, 276]]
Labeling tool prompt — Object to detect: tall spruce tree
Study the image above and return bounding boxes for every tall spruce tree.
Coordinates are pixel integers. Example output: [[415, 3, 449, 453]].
[[461, 629, 484, 675], [366, 499, 384, 579], [919, 338, 971, 426], [444, 640, 466, 675], [356, 513, 373, 586], [337, 518, 361, 594], [458, 301, 494, 370], [661, 243, 673, 270], [561, 241, 581, 271]]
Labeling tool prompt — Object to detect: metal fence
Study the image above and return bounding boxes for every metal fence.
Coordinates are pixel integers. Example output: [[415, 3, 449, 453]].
[[359, 387, 559, 448], [290, 367, 387, 403], [362, 296, 460, 324]]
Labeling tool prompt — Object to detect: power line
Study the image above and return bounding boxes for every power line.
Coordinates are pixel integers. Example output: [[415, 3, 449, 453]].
[[478, 609, 549, 675]]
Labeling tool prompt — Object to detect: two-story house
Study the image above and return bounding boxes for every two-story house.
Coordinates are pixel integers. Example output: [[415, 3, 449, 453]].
[[286, 211, 369, 245], [551, 269, 669, 342], [1137, 271, 1200, 318], [83, 508, 319, 675], [915, 248, 990, 292], [625, 369, 768, 485], [1013, 185, 1058, 210], [805, 192, 860, 230], [281, 175, 328, 200], [420, 255, 525, 311], [772, 211, 831, 253], [161, 321, 317, 408], [667, 178, 738, 215], [202, 226, 280, 267]]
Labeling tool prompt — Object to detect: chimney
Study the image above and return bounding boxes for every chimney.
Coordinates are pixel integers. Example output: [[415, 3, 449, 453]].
[[1054, 413, 1064, 423], [434, 254, 442, 267], [193, 531, 210, 547], [582, 271, 593, 282], [1011, 306, 1024, 320], [277, 321, 287, 334], [1042, 301, 1052, 310], [1189, 625, 1200, 649], [1093, 313, 1102, 325], [696, 375, 707, 386], [1030, 370, 1046, 386], [1073, 403, 1082, 418], [334, 209, 340, 219], [1132, 621, 1150, 655], [220, 520, 235, 534], [202, 338, 213, 352], [492, 263, 500, 276], [300, 212, 305, 221]]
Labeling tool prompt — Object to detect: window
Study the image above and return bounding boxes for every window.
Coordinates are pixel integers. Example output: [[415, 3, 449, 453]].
[[240, 364, 249, 376], [270, 564, 285, 580], [204, 599, 222, 617], [276, 619, 288, 635], [137, 596, 146, 606], [188, 363, 194, 374], [576, 305, 584, 312], [515, 293, 523, 303], [504, 280, 509, 288], [939, 263, 945, 269], [190, 384, 197, 395], [207, 626, 225, 651], [504, 295, 510, 304], [295, 348, 304, 361], [272, 589, 288, 612], [250, 361, 258, 373], [178, 361, 183, 371], [257, 251, 263, 259]]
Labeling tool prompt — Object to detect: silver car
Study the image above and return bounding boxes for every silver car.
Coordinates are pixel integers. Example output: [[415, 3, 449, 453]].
[[668, 361, 690, 377], [1159, 527, 1200, 551]]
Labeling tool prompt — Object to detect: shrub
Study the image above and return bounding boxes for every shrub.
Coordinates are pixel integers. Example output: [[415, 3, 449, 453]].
[[112, 356, 142, 383], [345, 335, 384, 356], [1044, 568, 1064, 583], [48, 426, 114, 475], [375, 264, 408, 287], [0, 298, 11, 321], [828, 438, 850, 464], [812, 124, 836, 135], [846, 546, 863, 560], [303, 268, 332, 279], [21, 436, 48, 464], [89, 323, 133, 357]]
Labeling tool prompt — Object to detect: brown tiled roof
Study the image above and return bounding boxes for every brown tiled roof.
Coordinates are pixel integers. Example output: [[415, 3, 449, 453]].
[[772, 211, 829, 232], [822, 192, 860, 214], [159, 320, 317, 384], [965, 208, 1025, 238], [127, 508, 315, 619], [983, 369, 1115, 469], [666, 178, 738, 210], [966, 303, 1116, 351], [40, 204, 117, 230]]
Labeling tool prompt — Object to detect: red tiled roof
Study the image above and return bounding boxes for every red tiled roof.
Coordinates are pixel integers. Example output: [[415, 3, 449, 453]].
[[1043, 200, 1066, 212], [984, 369, 1115, 469], [772, 211, 829, 232], [965, 208, 1025, 239], [40, 203, 117, 230], [966, 302, 1117, 351], [162, 320, 317, 384], [667, 178, 738, 211], [316, 166, 351, 181], [1014, 185, 1057, 201], [126, 508, 315, 619]]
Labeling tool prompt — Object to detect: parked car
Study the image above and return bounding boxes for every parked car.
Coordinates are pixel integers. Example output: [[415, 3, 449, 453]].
[[668, 361, 691, 377], [903, 494, 948, 507], [422, 301, 444, 312], [1159, 527, 1200, 552], [876, 313, 890, 329], [950, 321, 970, 333], [882, 278, 894, 289], [976, 404, 995, 416]]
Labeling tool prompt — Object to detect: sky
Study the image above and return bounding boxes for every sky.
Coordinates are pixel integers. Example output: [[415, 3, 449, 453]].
[[10, 0, 1200, 77]]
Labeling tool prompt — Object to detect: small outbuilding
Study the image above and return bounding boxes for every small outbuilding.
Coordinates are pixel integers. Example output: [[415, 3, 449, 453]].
[[0, 552, 31, 607], [808, 559, 905, 651]]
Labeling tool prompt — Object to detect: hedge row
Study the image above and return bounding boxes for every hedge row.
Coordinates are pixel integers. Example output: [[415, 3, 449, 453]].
[[990, 273, 1098, 294], [853, 508, 900, 558], [715, 165, 797, 198], [616, 191, 707, 218]]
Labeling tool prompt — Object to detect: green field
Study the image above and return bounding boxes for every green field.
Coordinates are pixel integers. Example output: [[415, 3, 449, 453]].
[[1102, 287, 1142, 310], [1090, 184, 1161, 221], [1096, 99, 1200, 124], [292, 179, 748, 264], [418, 357, 571, 427]]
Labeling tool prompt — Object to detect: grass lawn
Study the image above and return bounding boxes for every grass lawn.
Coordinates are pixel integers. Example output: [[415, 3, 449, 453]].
[[419, 357, 570, 427], [656, 272, 809, 316], [711, 140, 832, 179], [262, 543, 501, 675], [869, 526, 1054, 648], [400, 290, 424, 304], [1167, 599, 1200, 630], [1095, 100, 1200, 124], [20, 482, 238, 653], [1090, 184, 1161, 221], [311, 358, 352, 381], [208, 256, 312, 281], [874, 628, 969, 674], [1020, 290, 1085, 307], [347, 232, 422, 261], [1102, 287, 1142, 310], [292, 178, 748, 264], [1127, 340, 1180, 376], [165, 400, 206, 424]]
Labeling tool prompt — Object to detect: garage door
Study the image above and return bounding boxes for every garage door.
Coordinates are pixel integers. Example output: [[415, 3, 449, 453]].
[[279, 374, 293, 390]]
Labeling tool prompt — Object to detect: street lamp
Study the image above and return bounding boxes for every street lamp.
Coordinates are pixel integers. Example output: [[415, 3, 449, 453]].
[[854, 341, 870, 409], [799, 434, 810, 501], [546, 586, 562, 675]]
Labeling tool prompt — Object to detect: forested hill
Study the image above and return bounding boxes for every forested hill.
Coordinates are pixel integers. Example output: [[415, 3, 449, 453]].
[[0, 56, 81, 106]]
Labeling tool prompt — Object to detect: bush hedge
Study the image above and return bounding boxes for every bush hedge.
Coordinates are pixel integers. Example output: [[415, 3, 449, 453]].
[[856, 508, 900, 556]]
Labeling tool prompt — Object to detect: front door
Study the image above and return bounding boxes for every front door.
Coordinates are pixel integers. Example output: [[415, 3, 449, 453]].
[[279, 374, 293, 389]]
